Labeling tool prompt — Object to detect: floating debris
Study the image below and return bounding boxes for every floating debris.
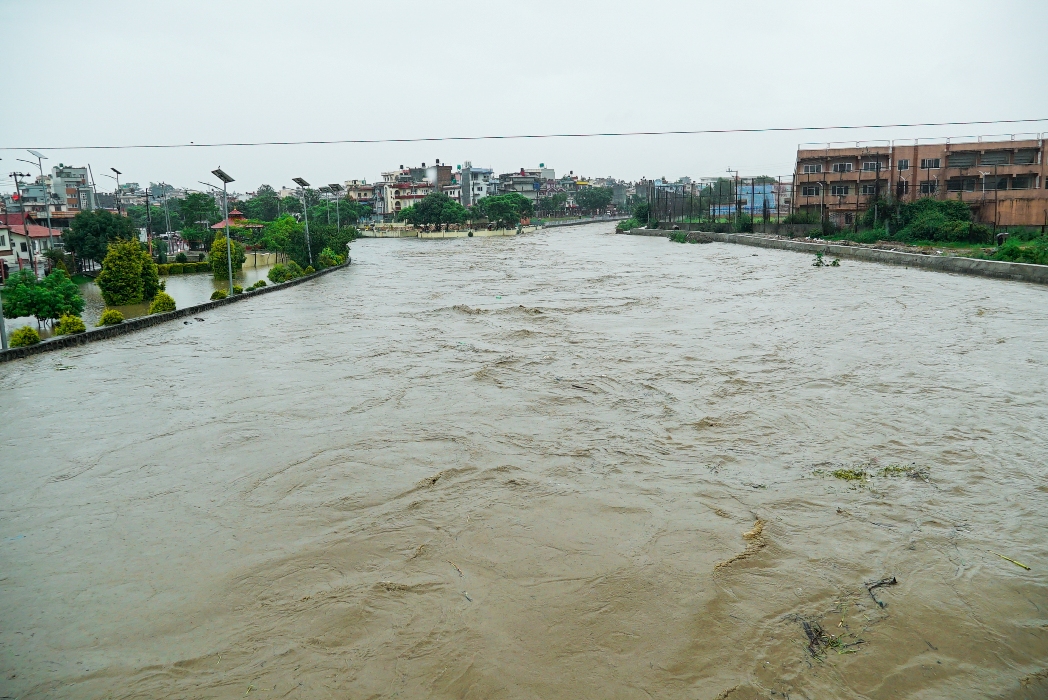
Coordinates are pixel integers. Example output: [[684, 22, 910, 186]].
[[715, 519, 766, 570], [831, 469, 867, 482], [990, 551, 1030, 571], [865, 575, 898, 608]]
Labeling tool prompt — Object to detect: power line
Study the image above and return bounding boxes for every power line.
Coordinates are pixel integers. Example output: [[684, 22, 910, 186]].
[[2, 118, 1046, 152]]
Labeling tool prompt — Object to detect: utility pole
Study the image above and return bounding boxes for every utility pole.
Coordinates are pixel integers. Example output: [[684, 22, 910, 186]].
[[111, 168, 123, 216], [28, 150, 55, 252], [144, 187, 153, 255], [212, 168, 236, 296], [10, 172, 37, 277]]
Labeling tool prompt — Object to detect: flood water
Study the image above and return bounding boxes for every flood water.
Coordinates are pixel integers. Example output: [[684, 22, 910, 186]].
[[1, 223, 1046, 699], [4, 263, 275, 340]]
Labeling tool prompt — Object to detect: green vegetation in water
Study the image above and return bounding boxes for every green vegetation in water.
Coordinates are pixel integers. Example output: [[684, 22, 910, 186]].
[[9, 326, 41, 347], [813, 252, 826, 267], [54, 314, 86, 335], [97, 309, 124, 326], [669, 231, 689, 243], [880, 463, 930, 480], [831, 468, 867, 481], [148, 291, 176, 314]]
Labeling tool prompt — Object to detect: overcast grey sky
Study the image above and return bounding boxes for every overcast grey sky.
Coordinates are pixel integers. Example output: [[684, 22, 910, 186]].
[[2, 0, 1047, 194]]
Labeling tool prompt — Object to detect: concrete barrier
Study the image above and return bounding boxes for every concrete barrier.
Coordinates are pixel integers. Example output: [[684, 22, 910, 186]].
[[541, 216, 628, 229], [621, 228, 1048, 285], [0, 260, 351, 364]]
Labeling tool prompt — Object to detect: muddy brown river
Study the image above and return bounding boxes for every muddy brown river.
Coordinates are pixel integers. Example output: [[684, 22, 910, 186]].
[[2, 223, 1046, 699]]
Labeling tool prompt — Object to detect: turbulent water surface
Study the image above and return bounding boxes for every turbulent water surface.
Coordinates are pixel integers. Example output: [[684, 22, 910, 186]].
[[2, 223, 1046, 699]]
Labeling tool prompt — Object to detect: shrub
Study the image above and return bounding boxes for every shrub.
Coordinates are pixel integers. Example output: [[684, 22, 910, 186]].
[[209, 236, 246, 278], [616, 217, 642, 232], [97, 239, 154, 306], [304, 265, 315, 274], [783, 210, 820, 225], [157, 264, 170, 275], [175, 252, 188, 263], [54, 314, 87, 335], [10, 326, 41, 347], [210, 289, 227, 300], [148, 291, 176, 314], [317, 247, 345, 268], [168, 263, 183, 274], [232, 285, 243, 295], [991, 237, 1048, 265], [268, 261, 305, 283], [251, 279, 267, 289], [97, 309, 124, 326]]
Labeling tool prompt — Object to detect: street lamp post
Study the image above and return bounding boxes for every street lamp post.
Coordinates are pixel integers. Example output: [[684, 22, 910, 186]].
[[27, 151, 55, 251], [111, 168, 123, 215], [292, 178, 313, 266], [212, 168, 236, 296], [328, 184, 344, 230]]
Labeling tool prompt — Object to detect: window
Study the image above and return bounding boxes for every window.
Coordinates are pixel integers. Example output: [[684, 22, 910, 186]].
[[1014, 149, 1037, 165], [830, 185, 850, 196], [20, 242, 28, 252], [844, 213, 854, 225], [1011, 175, 1034, 190], [801, 185, 820, 196], [832, 162, 853, 173], [983, 176, 1008, 191], [897, 180, 910, 196], [919, 180, 938, 194], [802, 163, 822, 174], [861, 184, 878, 195], [946, 177, 976, 192], [920, 158, 941, 169], [947, 152, 976, 168], [862, 161, 882, 172], [897, 159, 910, 171], [0, 234, 5, 247], [980, 151, 1009, 166]]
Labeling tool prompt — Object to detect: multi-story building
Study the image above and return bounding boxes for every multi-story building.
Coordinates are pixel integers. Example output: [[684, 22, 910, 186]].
[[459, 162, 495, 207], [373, 179, 435, 220], [344, 180, 375, 208], [793, 133, 1047, 227]]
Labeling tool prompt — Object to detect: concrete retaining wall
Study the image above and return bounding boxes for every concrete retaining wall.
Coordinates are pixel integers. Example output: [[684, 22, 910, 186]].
[[621, 228, 1048, 286], [0, 261, 350, 364], [541, 216, 627, 229]]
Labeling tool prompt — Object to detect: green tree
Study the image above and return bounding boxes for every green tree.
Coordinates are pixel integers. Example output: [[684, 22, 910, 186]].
[[280, 196, 303, 215], [394, 205, 415, 222], [537, 192, 568, 215], [63, 209, 138, 267], [178, 192, 221, 250], [574, 187, 614, 213], [209, 236, 246, 278], [239, 184, 281, 221], [1, 269, 84, 326], [260, 214, 299, 252], [472, 193, 534, 228], [96, 239, 146, 306], [140, 252, 160, 300], [404, 193, 469, 226]]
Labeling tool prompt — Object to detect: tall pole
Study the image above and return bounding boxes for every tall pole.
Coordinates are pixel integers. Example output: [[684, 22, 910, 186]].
[[115, 173, 122, 215], [223, 181, 233, 295], [31, 154, 55, 251], [993, 163, 999, 239], [11, 172, 38, 277], [0, 287, 7, 350], [145, 188, 154, 255], [301, 191, 313, 266]]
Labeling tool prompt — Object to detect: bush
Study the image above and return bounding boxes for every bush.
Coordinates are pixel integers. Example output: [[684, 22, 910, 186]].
[[54, 314, 87, 335], [10, 326, 41, 347], [317, 247, 345, 268], [616, 217, 642, 232], [210, 289, 227, 300], [251, 279, 267, 289], [175, 252, 188, 264], [97, 309, 124, 326], [232, 285, 243, 295], [304, 265, 315, 274], [97, 239, 157, 306], [991, 237, 1048, 265], [268, 262, 305, 283], [168, 263, 183, 274], [209, 236, 246, 278], [783, 210, 820, 224], [157, 264, 170, 275], [148, 291, 176, 314]]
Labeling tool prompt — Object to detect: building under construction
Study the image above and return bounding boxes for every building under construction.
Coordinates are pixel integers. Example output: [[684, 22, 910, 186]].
[[793, 133, 1048, 228]]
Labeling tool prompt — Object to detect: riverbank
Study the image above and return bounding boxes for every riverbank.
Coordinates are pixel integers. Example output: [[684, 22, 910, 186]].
[[622, 227, 1048, 285], [0, 260, 349, 363]]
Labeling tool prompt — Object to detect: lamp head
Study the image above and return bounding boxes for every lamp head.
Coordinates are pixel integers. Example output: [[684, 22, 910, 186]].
[[28, 149, 47, 160], [212, 168, 234, 184], [111, 167, 122, 175], [292, 177, 310, 188]]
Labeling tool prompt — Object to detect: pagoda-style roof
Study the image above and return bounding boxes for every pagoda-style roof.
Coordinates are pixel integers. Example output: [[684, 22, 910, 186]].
[[211, 209, 263, 230]]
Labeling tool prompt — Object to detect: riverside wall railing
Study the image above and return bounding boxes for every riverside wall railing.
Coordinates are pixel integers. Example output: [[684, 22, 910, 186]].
[[0, 260, 350, 364]]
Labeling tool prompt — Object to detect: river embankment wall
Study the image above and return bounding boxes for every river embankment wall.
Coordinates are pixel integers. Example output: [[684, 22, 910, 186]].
[[0, 261, 350, 364], [621, 228, 1048, 286], [541, 216, 628, 229]]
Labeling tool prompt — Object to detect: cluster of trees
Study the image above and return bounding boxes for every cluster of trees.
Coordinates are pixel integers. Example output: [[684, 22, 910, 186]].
[[1, 269, 84, 328], [535, 187, 615, 216], [260, 215, 356, 269], [393, 191, 536, 229]]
